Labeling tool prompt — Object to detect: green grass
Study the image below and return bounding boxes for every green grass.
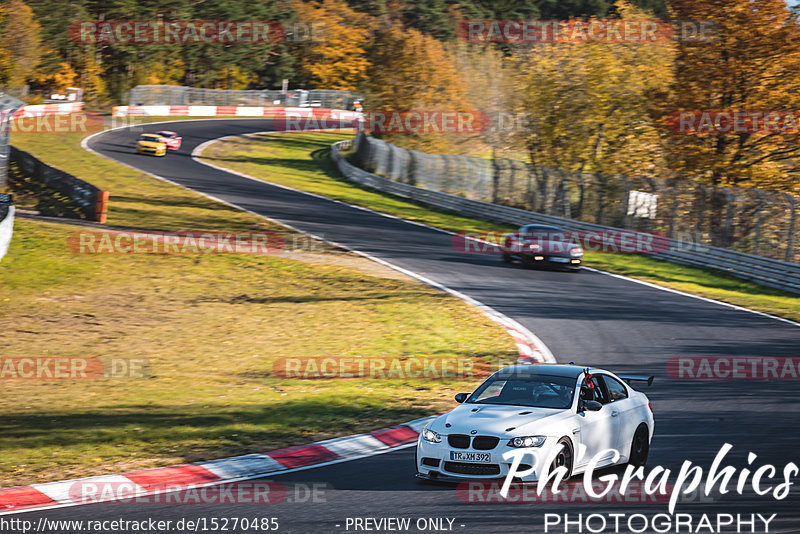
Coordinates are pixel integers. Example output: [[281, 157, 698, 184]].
[[0, 218, 517, 487], [198, 132, 800, 322], [0, 118, 518, 487]]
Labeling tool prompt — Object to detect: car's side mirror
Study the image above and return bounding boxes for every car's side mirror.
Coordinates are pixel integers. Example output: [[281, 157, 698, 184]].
[[582, 400, 603, 412], [454, 392, 469, 403]]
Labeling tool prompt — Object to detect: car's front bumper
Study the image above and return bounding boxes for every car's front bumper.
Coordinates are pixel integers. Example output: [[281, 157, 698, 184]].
[[137, 145, 165, 156], [416, 436, 558, 482], [528, 254, 582, 267]]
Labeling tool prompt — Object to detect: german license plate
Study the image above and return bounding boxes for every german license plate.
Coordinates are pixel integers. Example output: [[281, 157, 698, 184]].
[[450, 451, 491, 463]]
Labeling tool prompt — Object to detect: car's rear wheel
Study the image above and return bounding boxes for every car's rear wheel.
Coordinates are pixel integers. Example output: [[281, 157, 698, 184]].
[[550, 438, 573, 481], [628, 424, 650, 467]]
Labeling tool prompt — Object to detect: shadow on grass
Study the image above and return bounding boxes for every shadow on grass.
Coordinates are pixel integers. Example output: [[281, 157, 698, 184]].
[[7, 163, 86, 219], [196, 290, 449, 305], [1, 398, 430, 463]]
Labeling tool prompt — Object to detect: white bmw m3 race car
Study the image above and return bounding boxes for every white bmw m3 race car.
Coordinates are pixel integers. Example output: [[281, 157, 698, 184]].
[[416, 363, 654, 482]]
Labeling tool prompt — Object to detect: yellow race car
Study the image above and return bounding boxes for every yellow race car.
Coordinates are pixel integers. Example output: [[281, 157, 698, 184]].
[[136, 133, 167, 156]]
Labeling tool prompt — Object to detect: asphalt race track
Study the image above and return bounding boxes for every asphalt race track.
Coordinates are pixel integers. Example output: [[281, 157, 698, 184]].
[[14, 119, 800, 532]]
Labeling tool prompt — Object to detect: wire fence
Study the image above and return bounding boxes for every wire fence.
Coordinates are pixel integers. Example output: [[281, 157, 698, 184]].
[[128, 85, 361, 110], [0, 92, 25, 189], [350, 132, 799, 263]]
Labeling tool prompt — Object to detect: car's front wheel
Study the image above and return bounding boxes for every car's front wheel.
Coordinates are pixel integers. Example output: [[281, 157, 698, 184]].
[[628, 424, 650, 467], [550, 438, 573, 480]]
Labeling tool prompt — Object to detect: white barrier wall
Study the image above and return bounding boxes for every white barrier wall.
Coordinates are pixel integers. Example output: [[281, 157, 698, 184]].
[[112, 105, 360, 120], [12, 102, 83, 119], [0, 205, 15, 262]]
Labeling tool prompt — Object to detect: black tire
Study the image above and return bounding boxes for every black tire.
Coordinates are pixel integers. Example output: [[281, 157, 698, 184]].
[[520, 254, 534, 268], [502, 253, 513, 264], [628, 424, 650, 467], [550, 438, 574, 481]]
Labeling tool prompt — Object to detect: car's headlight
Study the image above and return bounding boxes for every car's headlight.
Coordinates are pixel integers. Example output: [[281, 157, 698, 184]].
[[508, 436, 546, 448], [421, 425, 441, 443], [570, 247, 583, 257]]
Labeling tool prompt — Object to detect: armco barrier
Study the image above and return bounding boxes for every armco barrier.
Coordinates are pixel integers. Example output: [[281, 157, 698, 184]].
[[10, 147, 109, 223], [0, 194, 13, 262], [331, 139, 800, 295]]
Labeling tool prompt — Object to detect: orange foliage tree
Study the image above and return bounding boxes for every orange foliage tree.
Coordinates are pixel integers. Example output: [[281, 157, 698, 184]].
[[292, 0, 371, 91], [666, 0, 800, 192]]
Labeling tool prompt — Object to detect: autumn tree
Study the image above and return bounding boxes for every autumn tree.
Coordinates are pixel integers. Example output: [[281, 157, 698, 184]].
[[366, 25, 467, 111], [666, 0, 800, 193], [0, 7, 10, 86], [451, 41, 522, 156], [292, 0, 371, 91], [364, 24, 469, 151], [518, 1, 674, 176], [0, 0, 42, 88]]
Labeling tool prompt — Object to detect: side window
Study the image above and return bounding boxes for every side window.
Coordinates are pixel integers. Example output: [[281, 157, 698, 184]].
[[580, 375, 608, 404], [602, 376, 629, 402]]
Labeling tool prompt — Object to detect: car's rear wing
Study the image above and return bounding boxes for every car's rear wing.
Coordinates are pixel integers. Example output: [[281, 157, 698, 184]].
[[617, 374, 654, 387]]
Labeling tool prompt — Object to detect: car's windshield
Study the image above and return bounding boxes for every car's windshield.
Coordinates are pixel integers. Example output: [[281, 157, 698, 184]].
[[140, 135, 162, 142], [467, 373, 576, 409], [520, 227, 565, 241]]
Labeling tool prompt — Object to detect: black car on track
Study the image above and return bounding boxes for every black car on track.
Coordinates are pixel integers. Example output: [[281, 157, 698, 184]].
[[501, 224, 583, 271]]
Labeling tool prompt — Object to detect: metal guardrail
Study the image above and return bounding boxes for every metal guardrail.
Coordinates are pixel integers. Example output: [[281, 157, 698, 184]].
[[332, 139, 800, 295], [10, 147, 110, 223], [351, 133, 799, 264]]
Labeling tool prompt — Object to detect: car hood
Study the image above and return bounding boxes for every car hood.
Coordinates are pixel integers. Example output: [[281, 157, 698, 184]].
[[138, 140, 164, 148], [434, 403, 573, 437]]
